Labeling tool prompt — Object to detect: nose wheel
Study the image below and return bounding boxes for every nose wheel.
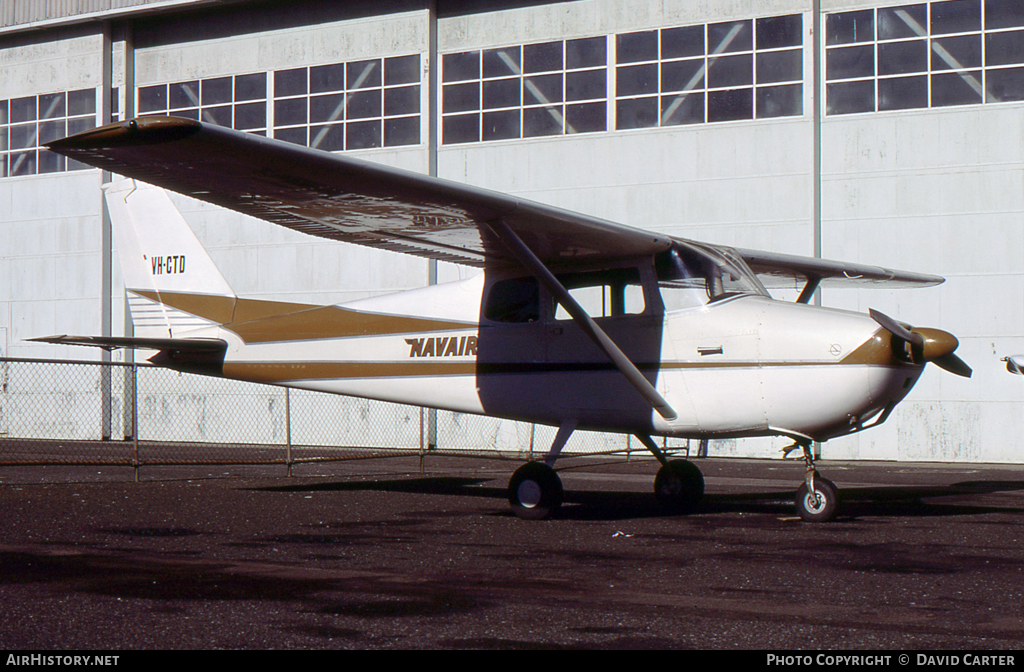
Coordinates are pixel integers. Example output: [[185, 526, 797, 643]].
[[654, 459, 705, 513], [786, 440, 839, 522]]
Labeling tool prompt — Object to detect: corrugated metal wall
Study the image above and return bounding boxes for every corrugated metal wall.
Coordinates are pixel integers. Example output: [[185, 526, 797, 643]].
[[0, 0, 206, 29]]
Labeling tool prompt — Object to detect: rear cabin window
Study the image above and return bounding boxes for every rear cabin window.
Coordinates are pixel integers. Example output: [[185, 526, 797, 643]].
[[554, 267, 645, 320], [484, 277, 540, 323]]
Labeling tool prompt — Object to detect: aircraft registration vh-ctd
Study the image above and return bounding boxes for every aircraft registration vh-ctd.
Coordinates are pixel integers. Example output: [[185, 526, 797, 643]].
[[37, 116, 972, 522]]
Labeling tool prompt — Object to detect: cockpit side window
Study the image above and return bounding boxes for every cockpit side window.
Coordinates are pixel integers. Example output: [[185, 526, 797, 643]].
[[553, 267, 646, 320], [484, 277, 541, 323]]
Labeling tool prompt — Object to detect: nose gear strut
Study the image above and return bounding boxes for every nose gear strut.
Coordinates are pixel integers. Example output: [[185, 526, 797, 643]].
[[783, 439, 839, 522]]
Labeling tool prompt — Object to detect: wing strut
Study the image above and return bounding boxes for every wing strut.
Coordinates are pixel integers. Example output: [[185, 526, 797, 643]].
[[485, 219, 678, 422]]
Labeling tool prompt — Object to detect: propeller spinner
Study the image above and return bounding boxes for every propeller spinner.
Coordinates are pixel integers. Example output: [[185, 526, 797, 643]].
[[869, 309, 972, 378]]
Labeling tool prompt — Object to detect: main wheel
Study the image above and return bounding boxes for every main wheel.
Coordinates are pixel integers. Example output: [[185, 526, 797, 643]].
[[508, 462, 563, 520], [794, 476, 838, 522], [653, 459, 704, 513]]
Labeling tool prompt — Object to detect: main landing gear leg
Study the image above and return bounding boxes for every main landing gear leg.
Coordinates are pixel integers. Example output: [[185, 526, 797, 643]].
[[507, 421, 575, 520], [635, 434, 704, 514], [787, 440, 838, 522]]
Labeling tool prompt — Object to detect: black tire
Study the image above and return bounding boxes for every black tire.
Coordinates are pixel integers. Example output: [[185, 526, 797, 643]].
[[794, 476, 839, 522], [508, 462, 563, 520], [654, 459, 704, 513]]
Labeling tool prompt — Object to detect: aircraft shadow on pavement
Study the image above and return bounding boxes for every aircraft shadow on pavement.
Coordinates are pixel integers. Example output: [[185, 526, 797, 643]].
[[251, 476, 1024, 522]]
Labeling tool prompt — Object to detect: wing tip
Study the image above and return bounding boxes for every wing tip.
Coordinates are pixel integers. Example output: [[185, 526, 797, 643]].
[[47, 116, 203, 153]]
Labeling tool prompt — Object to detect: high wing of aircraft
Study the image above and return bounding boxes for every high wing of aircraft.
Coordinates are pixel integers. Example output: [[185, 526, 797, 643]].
[[38, 116, 971, 522]]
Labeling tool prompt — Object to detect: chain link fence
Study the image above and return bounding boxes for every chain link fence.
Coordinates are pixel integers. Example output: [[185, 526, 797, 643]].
[[0, 358, 697, 473]]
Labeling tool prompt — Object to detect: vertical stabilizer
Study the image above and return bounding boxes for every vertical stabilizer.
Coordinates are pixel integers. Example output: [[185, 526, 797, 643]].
[[105, 178, 236, 338]]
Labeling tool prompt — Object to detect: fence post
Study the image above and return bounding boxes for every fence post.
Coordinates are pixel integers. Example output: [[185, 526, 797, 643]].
[[285, 387, 292, 477], [131, 362, 139, 482]]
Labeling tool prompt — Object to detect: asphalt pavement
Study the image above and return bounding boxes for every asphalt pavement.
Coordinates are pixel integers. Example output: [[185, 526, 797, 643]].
[[0, 454, 1022, 650]]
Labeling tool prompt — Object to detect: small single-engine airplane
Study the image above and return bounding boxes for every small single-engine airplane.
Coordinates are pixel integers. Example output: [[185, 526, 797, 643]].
[[38, 116, 972, 522]]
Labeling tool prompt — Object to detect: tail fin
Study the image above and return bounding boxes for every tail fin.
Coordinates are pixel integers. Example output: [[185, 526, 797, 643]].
[[105, 178, 236, 338]]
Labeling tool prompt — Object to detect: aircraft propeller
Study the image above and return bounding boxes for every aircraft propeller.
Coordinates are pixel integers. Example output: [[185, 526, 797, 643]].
[[869, 309, 972, 378]]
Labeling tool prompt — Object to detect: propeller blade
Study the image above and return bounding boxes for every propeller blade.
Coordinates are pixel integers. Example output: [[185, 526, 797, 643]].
[[934, 353, 973, 378], [869, 309, 924, 347]]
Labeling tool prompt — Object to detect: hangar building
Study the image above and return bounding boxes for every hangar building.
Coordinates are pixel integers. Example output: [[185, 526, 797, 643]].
[[1, 0, 1022, 462]]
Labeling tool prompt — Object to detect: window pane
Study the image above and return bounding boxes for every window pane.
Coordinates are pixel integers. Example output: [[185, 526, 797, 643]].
[[443, 82, 480, 113], [707, 87, 753, 121], [661, 25, 704, 59], [483, 47, 520, 77], [826, 79, 875, 114], [11, 150, 35, 176], [708, 20, 752, 53], [826, 10, 874, 45], [662, 58, 705, 92], [274, 97, 307, 126], [524, 41, 563, 73], [931, 0, 981, 33], [483, 78, 520, 109], [309, 123, 344, 151], [443, 51, 480, 82], [138, 85, 165, 112], [234, 101, 266, 130], [170, 81, 200, 109], [986, 0, 1024, 29], [0, 127, 6, 151], [384, 55, 420, 85], [347, 60, 381, 89], [523, 105, 563, 136], [986, 30, 1024, 66], [202, 77, 232, 105], [11, 96, 36, 123], [310, 94, 346, 123], [616, 96, 657, 129], [37, 149, 63, 173], [384, 85, 420, 116], [566, 69, 605, 101], [442, 113, 479, 144], [878, 40, 927, 75], [10, 123, 36, 149], [524, 73, 563, 104], [384, 115, 420, 146], [567, 36, 606, 68], [274, 126, 307, 146], [707, 54, 752, 88], [310, 63, 346, 94], [39, 93, 65, 120], [757, 49, 802, 84], [347, 120, 381, 149], [617, 64, 657, 96], [347, 90, 381, 119], [756, 14, 802, 49], [987, 65, 1024, 101], [68, 89, 95, 116], [200, 105, 231, 127], [660, 92, 704, 125], [275, 68, 307, 97], [482, 109, 520, 140], [67, 116, 95, 135], [235, 73, 266, 101], [827, 45, 875, 80], [932, 35, 982, 69], [566, 101, 606, 133], [0, 100, 8, 125], [878, 4, 928, 40], [932, 71, 983, 105], [878, 74, 928, 110], [756, 83, 803, 118], [38, 119, 65, 144], [617, 31, 658, 63]]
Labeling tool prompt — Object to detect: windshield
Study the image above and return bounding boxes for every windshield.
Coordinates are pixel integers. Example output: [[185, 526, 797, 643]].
[[656, 241, 768, 311]]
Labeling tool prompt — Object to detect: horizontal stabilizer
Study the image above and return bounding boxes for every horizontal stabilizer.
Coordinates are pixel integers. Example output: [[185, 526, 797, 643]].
[[28, 335, 227, 352]]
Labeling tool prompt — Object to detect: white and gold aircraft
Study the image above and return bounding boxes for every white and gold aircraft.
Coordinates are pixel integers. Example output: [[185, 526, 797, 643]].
[[37, 116, 971, 522]]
